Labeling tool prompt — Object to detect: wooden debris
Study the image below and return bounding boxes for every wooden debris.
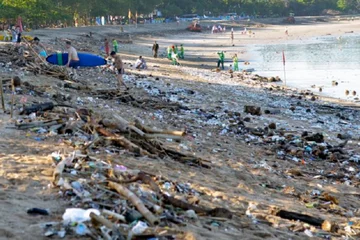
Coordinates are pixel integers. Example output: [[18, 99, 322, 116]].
[[0, 76, 5, 112], [109, 181, 160, 226], [10, 78, 15, 117], [163, 194, 233, 219], [20, 102, 55, 115], [102, 209, 126, 222], [16, 119, 64, 130], [275, 209, 325, 227], [0, 43, 70, 80], [96, 126, 152, 156], [52, 158, 67, 185], [135, 118, 185, 136]]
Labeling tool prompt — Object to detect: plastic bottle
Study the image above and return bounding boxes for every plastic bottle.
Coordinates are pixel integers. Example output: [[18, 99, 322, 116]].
[[51, 152, 62, 161], [126, 221, 148, 240], [131, 221, 148, 235], [163, 182, 171, 190], [114, 165, 127, 172], [75, 223, 88, 235], [71, 181, 84, 192]]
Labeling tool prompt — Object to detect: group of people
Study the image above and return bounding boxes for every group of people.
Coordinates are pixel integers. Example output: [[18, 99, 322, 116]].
[[217, 51, 239, 71], [211, 25, 226, 34], [2, 26, 22, 44], [104, 38, 119, 56], [167, 44, 184, 65], [11, 26, 22, 44]]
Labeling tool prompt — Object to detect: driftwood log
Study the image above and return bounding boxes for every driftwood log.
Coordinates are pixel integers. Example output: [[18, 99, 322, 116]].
[[90, 212, 126, 240], [96, 126, 152, 156], [97, 115, 210, 168], [109, 181, 160, 226], [16, 119, 64, 130], [20, 102, 55, 115], [275, 210, 325, 227], [163, 194, 233, 219], [135, 118, 185, 136], [102, 209, 126, 222], [0, 77, 5, 111]]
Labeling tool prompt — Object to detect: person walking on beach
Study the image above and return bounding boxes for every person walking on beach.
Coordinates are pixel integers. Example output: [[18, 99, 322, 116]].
[[152, 41, 159, 58], [104, 38, 110, 56], [172, 45, 177, 55], [65, 41, 80, 77], [110, 51, 128, 90], [212, 25, 216, 34], [167, 46, 172, 59], [217, 51, 225, 70], [112, 39, 118, 53], [176, 45, 180, 57], [11, 26, 17, 43], [230, 28, 234, 45], [179, 44, 184, 59], [15, 26, 22, 46], [171, 51, 179, 65], [233, 54, 239, 71]]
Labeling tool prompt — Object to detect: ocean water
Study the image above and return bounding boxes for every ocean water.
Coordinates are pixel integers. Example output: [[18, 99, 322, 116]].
[[250, 35, 360, 101]]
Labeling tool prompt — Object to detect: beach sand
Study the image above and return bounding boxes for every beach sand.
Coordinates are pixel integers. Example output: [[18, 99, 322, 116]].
[[0, 16, 360, 239]]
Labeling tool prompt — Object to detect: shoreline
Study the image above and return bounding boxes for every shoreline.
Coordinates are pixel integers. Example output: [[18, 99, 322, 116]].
[[28, 18, 360, 106]]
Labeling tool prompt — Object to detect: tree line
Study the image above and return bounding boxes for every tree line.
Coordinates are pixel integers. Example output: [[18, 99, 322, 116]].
[[1, 0, 359, 28]]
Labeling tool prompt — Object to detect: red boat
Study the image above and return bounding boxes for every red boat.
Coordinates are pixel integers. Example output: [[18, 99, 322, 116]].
[[186, 22, 202, 32]]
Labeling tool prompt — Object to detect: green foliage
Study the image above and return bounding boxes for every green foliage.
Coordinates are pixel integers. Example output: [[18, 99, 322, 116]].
[[0, 0, 358, 26], [337, 0, 360, 11]]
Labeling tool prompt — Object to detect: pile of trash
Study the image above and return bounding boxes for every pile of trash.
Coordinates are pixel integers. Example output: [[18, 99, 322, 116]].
[[3, 33, 360, 238], [11, 100, 239, 239], [15, 96, 360, 239], [43, 150, 233, 239], [0, 43, 70, 80]]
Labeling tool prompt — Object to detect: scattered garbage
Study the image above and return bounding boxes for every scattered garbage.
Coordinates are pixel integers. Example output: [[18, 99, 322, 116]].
[[184, 210, 198, 219], [130, 221, 148, 235], [27, 208, 50, 216], [244, 105, 262, 116], [2, 37, 360, 239], [62, 208, 100, 225]]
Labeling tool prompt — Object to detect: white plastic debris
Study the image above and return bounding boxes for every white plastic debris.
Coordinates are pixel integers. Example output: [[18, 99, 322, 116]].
[[184, 210, 198, 219], [62, 208, 100, 225]]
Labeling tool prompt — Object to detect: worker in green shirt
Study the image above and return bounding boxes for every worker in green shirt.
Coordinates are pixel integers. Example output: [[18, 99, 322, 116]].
[[112, 39, 118, 53], [233, 54, 239, 71], [172, 45, 177, 55], [171, 51, 179, 65], [179, 44, 184, 59], [217, 51, 225, 70], [167, 46, 172, 59]]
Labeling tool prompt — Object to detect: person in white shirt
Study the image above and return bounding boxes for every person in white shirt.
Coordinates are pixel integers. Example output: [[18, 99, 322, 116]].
[[65, 41, 80, 76], [135, 56, 147, 69]]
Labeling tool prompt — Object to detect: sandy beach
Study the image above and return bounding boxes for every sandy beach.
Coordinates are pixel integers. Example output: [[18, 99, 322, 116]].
[[1, 16, 360, 239]]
